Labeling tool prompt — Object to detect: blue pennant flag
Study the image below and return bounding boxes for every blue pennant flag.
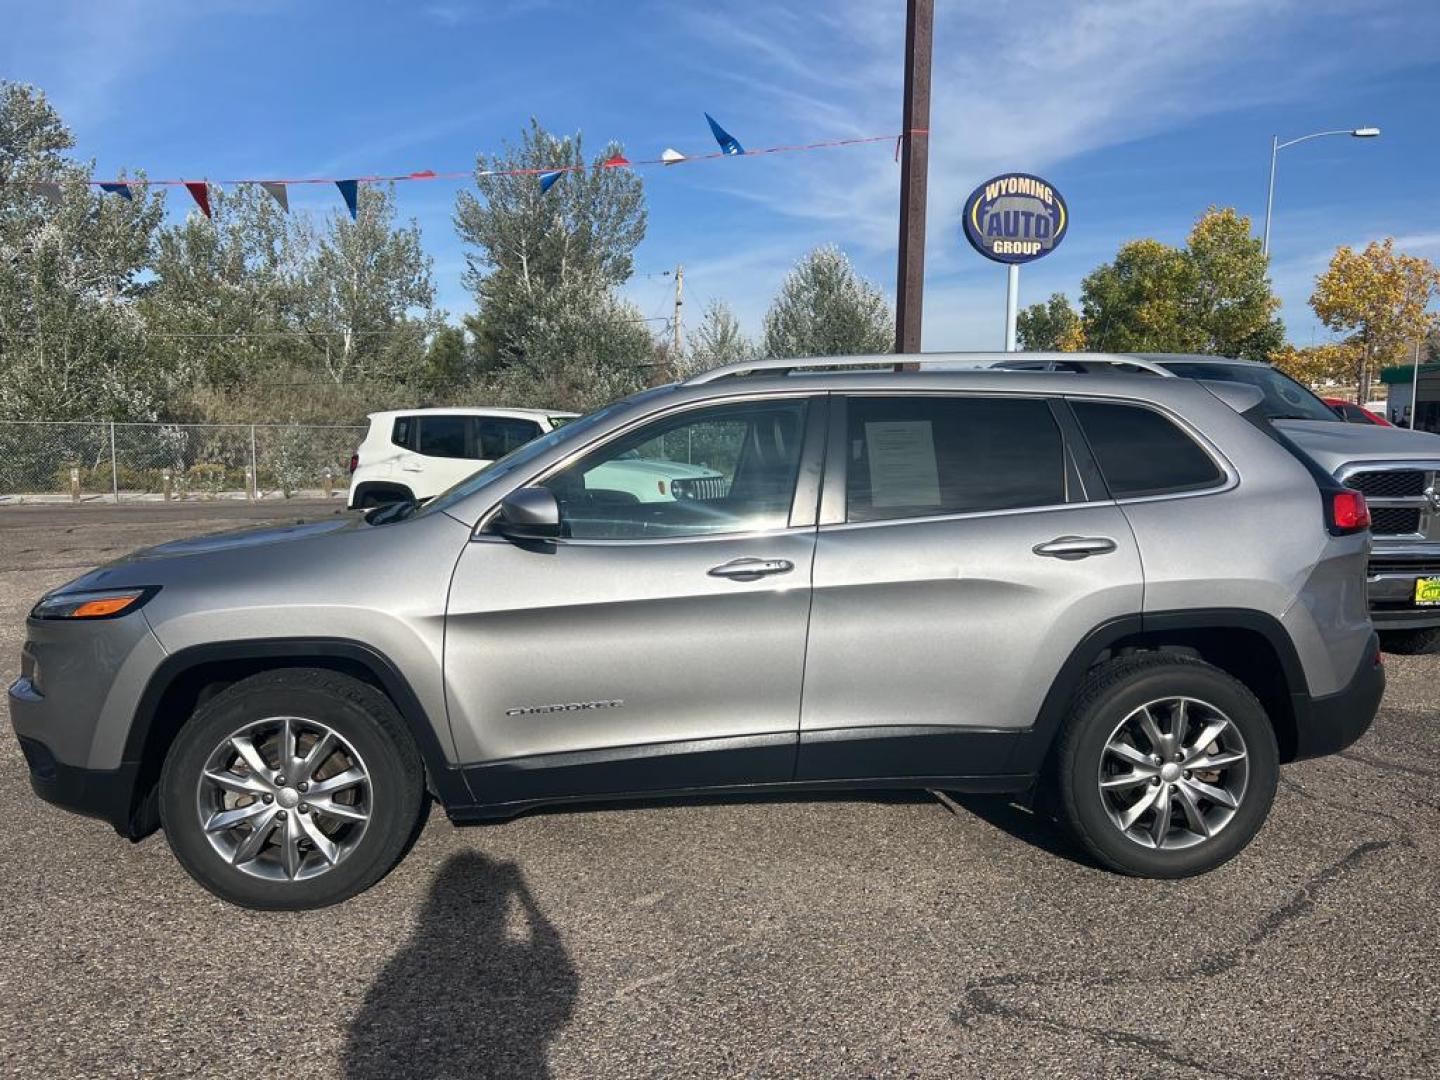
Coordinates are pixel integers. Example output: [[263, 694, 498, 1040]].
[[335, 179, 359, 220], [98, 182, 133, 201], [538, 170, 564, 194], [704, 113, 744, 155]]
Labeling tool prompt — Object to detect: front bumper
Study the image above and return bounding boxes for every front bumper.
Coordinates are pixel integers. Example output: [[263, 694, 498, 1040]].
[[15, 727, 141, 834], [1366, 545, 1440, 629], [1291, 632, 1385, 761], [10, 675, 142, 835]]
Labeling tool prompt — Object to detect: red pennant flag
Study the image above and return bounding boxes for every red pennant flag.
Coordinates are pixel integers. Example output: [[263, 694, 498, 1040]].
[[409, 169, 437, 179], [602, 153, 630, 169], [184, 181, 211, 219]]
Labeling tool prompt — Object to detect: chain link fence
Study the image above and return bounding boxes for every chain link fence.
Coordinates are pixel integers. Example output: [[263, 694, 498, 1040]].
[[0, 421, 365, 504]]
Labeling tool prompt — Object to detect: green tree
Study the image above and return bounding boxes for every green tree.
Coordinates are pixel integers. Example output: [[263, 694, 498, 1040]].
[[475, 275, 654, 411], [0, 82, 166, 420], [1310, 238, 1440, 401], [1186, 207, 1284, 360], [455, 120, 646, 374], [1017, 292, 1083, 351], [294, 184, 437, 388], [143, 183, 307, 397], [420, 324, 470, 396], [1080, 239, 1202, 354], [1080, 208, 1282, 361], [762, 246, 891, 359], [675, 299, 751, 378]]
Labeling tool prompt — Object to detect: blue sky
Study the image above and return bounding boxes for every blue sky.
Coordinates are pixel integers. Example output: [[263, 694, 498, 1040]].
[[4, 0, 1439, 351]]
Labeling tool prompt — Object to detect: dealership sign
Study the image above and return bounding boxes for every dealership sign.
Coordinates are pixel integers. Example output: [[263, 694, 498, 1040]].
[[962, 173, 1068, 264]]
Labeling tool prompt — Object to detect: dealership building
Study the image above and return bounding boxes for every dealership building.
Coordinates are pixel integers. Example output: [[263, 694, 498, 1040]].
[[1380, 362, 1440, 431]]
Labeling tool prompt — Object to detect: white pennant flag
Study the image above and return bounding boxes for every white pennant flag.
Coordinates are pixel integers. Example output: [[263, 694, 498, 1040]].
[[660, 148, 686, 165], [259, 181, 289, 213]]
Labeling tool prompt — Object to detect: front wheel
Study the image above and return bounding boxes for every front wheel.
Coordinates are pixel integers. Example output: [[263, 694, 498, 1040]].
[[1054, 654, 1278, 878], [159, 669, 426, 909]]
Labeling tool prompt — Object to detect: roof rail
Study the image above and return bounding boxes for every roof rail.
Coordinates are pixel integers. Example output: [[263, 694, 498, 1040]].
[[682, 352, 1175, 385]]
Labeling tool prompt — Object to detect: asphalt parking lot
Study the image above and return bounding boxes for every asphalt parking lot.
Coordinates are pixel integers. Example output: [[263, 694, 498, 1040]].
[[0, 501, 1437, 1079]]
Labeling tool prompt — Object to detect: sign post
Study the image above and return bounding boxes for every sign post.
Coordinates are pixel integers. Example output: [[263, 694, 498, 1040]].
[[962, 173, 1069, 351]]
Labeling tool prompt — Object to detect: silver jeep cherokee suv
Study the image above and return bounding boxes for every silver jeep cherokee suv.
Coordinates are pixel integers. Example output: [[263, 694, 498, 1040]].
[[9, 356, 1385, 909], [996, 353, 1440, 654]]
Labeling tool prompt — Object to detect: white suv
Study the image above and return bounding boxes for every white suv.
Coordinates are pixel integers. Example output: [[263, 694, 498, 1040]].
[[347, 407, 576, 508]]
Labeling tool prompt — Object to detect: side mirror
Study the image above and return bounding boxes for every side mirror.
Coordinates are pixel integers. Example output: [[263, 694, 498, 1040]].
[[491, 486, 561, 541]]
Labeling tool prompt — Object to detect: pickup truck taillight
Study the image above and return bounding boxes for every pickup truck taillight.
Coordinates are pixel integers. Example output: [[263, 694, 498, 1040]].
[[348, 453, 359, 474], [1328, 489, 1370, 535]]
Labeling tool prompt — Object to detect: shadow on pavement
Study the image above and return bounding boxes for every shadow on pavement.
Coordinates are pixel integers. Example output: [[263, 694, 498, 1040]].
[[344, 852, 577, 1080], [941, 792, 1102, 869]]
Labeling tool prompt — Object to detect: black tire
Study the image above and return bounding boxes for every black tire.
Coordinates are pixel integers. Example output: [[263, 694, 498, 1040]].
[[1378, 626, 1440, 656], [1054, 654, 1278, 878], [159, 668, 426, 910]]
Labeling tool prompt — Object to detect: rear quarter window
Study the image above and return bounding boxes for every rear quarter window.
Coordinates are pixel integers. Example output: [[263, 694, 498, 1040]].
[[1072, 400, 1224, 498], [390, 416, 417, 450]]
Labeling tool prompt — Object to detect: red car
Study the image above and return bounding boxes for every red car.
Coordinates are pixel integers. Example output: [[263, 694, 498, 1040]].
[[1322, 397, 1393, 426]]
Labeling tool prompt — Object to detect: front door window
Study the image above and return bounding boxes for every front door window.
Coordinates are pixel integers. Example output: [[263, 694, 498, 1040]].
[[542, 399, 809, 539]]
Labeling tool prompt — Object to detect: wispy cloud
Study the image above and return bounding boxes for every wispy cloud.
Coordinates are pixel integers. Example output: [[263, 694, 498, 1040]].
[[664, 0, 1440, 345]]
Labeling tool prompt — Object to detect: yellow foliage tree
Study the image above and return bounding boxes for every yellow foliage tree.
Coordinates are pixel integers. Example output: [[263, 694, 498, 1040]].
[[1271, 342, 1360, 388], [1310, 239, 1440, 402]]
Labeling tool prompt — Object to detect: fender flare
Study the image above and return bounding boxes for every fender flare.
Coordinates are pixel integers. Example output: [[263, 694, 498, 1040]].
[[1012, 607, 1310, 774], [126, 637, 471, 808]]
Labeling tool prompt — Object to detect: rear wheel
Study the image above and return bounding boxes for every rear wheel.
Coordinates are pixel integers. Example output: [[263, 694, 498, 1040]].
[[1379, 626, 1440, 656], [1055, 654, 1278, 878], [159, 669, 425, 909]]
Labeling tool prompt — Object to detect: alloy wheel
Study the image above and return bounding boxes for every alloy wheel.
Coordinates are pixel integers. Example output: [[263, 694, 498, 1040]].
[[1097, 696, 1249, 850], [195, 716, 372, 881]]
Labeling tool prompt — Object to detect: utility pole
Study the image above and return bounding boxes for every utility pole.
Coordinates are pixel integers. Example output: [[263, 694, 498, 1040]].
[[672, 264, 684, 362], [894, 0, 933, 369]]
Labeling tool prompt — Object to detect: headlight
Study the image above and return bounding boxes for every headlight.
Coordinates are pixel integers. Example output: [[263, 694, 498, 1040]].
[[31, 587, 158, 621]]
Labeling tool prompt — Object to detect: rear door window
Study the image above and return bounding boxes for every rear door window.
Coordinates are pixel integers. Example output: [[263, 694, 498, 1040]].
[[417, 415, 471, 459], [474, 417, 542, 459], [843, 396, 1066, 523], [1071, 401, 1224, 498]]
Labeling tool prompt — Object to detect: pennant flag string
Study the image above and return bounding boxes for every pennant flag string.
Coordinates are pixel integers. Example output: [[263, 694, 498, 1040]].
[[18, 130, 926, 193], [183, 181, 212, 219], [704, 113, 744, 156], [259, 181, 289, 213], [334, 179, 359, 220]]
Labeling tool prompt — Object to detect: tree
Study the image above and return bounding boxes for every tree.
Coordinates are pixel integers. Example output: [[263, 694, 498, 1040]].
[[294, 184, 437, 388], [474, 275, 653, 411], [143, 183, 307, 396], [1310, 239, 1440, 401], [455, 120, 646, 372], [675, 299, 751, 379], [1017, 292, 1084, 351], [1080, 208, 1282, 361], [762, 246, 892, 359], [420, 325, 470, 397], [0, 81, 166, 421], [1271, 342, 1359, 388], [1080, 239, 1201, 354]]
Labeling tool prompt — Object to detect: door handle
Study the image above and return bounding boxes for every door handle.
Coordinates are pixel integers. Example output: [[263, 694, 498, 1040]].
[[707, 557, 794, 581], [1032, 536, 1117, 560]]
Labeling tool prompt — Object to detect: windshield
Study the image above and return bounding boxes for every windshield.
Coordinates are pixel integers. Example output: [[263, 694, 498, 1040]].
[[1161, 362, 1340, 422], [416, 387, 671, 518]]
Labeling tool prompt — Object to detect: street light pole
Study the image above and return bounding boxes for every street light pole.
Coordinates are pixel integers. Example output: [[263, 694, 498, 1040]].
[[1262, 127, 1380, 258]]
